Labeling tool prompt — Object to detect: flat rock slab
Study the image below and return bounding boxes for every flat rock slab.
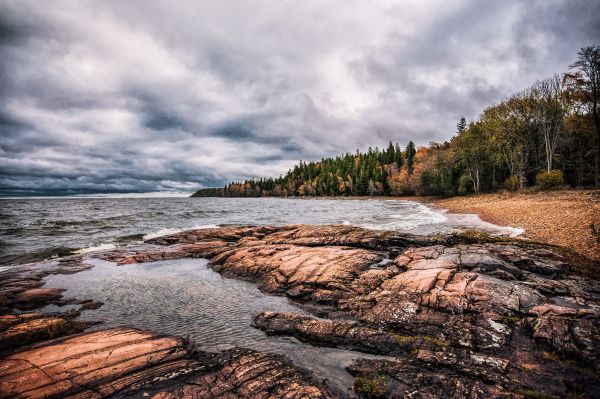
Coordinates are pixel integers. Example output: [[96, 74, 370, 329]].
[[0, 328, 193, 398], [0, 327, 334, 399], [15, 288, 65, 308]]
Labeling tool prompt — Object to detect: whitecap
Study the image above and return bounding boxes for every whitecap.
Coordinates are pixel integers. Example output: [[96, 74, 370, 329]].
[[442, 212, 524, 237], [143, 224, 220, 241], [74, 243, 116, 254]]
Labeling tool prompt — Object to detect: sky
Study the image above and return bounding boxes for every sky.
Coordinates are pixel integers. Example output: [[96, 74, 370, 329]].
[[1, 0, 599, 196]]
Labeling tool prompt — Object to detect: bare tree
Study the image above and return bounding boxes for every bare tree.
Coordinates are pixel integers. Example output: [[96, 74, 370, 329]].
[[533, 75, 565, 172], [566, 45, 600, 186]]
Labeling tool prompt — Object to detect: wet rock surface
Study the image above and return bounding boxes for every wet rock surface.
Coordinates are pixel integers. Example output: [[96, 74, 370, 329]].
[[0, 258, 93, 313], [1, 224, 599, 398]]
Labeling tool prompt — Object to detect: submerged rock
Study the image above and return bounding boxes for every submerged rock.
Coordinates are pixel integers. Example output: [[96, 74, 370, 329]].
[[0, 258, 93, 312], [14, 288, 65, 309]]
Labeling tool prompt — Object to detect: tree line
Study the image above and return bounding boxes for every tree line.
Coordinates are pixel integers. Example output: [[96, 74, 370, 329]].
[[192, 45, 600, 198]]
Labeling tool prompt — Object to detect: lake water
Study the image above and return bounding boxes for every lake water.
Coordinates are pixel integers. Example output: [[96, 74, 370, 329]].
[[0, 196, 522, 267]]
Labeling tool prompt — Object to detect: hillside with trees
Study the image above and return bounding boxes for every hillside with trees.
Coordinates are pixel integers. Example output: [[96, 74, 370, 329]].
[[192, 45, 600, 198]]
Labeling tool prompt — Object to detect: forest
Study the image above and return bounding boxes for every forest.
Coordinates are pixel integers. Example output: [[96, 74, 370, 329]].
[[192, 46, 600, 198]]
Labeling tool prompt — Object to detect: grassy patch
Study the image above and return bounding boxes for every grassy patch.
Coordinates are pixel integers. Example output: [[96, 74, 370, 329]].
[[453, 230, 496, 244], [422, 335, 448, 347], [354, 376, 388, 398], [391, 333, 416, 344], [391, 333, 448, 347], [542, 351, 560, 362], [503, 315, 523, 325]]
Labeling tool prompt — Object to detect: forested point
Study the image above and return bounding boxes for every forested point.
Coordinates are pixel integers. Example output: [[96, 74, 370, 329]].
[[192, 45, 600, 198]]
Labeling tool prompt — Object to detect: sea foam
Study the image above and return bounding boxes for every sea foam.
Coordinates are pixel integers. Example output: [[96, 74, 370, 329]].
[[143, 224, 220, 241], [74, 243, 117, 254]]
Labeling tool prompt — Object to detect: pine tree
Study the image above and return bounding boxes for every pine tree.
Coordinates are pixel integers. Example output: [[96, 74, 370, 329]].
[[394, 143, 403, 169], [385, 141, 394, 163], [406, 141, 416, 175], [457, 117, 467, 134], [382, 167, 390, 195]]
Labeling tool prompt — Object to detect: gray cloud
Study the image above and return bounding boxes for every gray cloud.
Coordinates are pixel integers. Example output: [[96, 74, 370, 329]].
[[0, 0, 598, 196]]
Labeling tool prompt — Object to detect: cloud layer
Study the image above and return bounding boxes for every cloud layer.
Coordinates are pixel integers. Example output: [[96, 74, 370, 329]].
[[1, 0, 599, 195]]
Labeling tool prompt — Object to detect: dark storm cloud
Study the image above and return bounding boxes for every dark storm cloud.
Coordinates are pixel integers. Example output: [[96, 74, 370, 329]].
[[0, 0, 599, 195]]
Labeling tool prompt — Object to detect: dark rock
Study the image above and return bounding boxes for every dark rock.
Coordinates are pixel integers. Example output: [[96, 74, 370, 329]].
[[253, 311, 425, 355], [0, 313, 88, 352], [138, 348, 335, 399], [14, 288, 65, 310], [79, 299, 104, 310]]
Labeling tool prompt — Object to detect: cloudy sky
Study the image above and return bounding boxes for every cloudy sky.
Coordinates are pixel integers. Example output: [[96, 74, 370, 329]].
[[1, 0, 599, 196]]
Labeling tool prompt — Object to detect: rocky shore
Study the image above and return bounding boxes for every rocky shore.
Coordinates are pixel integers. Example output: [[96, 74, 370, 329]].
[[1, 224, 599, 398]]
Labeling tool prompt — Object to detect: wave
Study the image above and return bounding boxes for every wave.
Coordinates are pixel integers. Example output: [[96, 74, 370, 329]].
[[72, 192, 193, 199], [74, 243, 117, 254], [0, 246, 78, 268], [115, 233, 146, 243], [439, 212, 524, 237], [357, 202, 523, 237], [142, 224, 220, 241]]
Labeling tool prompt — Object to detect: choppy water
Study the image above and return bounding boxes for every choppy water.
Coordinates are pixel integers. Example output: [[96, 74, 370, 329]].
[[40, 258, 390, 395], [0, 197, 522, 267]]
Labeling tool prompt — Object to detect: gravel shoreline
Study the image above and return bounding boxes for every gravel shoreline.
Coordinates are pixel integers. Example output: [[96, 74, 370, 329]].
[[418, 190, 600, 262]]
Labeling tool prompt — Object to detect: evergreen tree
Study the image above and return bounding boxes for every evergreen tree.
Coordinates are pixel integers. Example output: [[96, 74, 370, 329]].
[[406, 141, 416, 175], [382, 167, 390, 195], [457, 117, 467, 133], [385, 141, 395, 164], [394, 143, 403, 168]]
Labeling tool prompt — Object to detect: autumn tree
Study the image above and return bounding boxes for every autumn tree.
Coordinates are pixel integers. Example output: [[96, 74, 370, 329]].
[[566, 45, 600, 186], [453, 122, 489, 194]]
